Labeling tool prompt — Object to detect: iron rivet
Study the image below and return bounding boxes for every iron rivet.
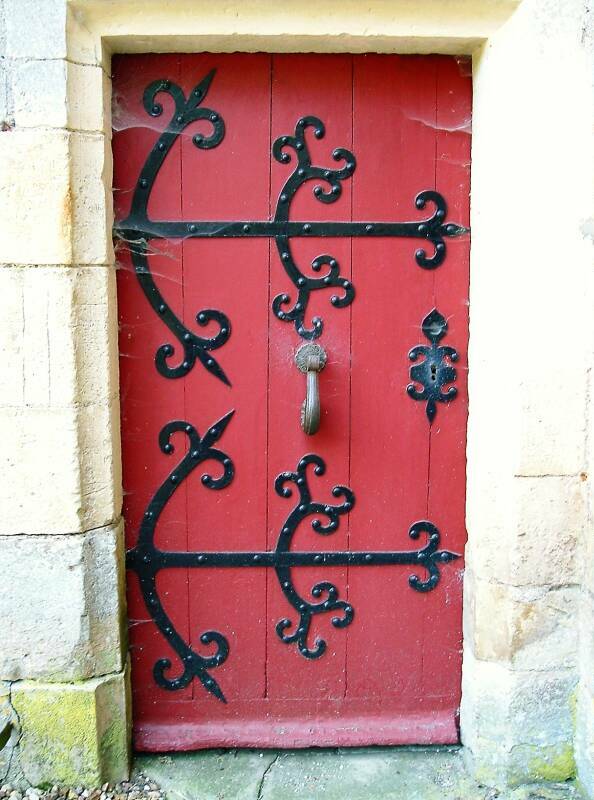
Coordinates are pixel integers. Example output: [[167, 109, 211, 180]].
[[303, 224, 311, 233], [314, 186, 322, 196], [140, 179, 148, 188], [201, 475, 210, 485], [191, 450, 200, 459], [176, 114, 184, 123], [295, 303, 302, 311], [314, 555, 322, 563], [182, 360, 190, 369], [183, 333, 191, 342], [332, 185, 340, 195], [189, 224, 197, 233], [152, 105, 160, 115], [280, 194, 288, 203], [170, 474, 178, 483], [158, 304, 166, 313], [330, 259, 337, 267], [253, 555, 260, 562], [365, 224, 373, 233], [185, 424, 192, 432], [163, 444, 173, 454], [296, 142, 303, 150], [283, 581, 290, 589], [297, 277, 306, 287], [323, 276, 332, 285], [143, 554, 150, 563], [210, 113, 219, 122], [207, 358, 214, 366], [324, 170, 331, 178], [158, 142, 166, 151], [243, 224, 251, 233], [331, 296, 338, 306], [198, 312, 207, 323], [365, 554, 372, 561], [297, 168, 305, 177]]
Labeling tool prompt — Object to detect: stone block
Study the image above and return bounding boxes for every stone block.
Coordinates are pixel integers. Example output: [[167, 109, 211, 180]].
[[0, 265, 117, 409], [465, 574, 578, 671], [67, 63, 108, 133], [12, 60, 68, 129], [467, 475, 585, 587], [461, 648, 577, 785], [0, 524, 125, 681], [70, 132, 112, 265], [0, 397, 120, 535], [0, 130, 72, 265], [5, 0, 67, 59], [12, 670, 130, 787]]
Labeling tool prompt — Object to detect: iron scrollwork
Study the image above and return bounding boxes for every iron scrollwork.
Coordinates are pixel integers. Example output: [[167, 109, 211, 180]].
[[115, 69, 469, 378], [127, 418, 460, 702], [407, 308, 459, 422], [126, 410, 235, 702]]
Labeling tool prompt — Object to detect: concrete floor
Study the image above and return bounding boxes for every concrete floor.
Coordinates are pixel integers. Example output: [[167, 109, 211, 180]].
[[135, 748, 584, 800]]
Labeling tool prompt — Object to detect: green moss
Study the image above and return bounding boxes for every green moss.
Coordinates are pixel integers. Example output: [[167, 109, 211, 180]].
[[526, 744, 576, 783], [12, 676, 129, 789], [13, 683, 100, 788]]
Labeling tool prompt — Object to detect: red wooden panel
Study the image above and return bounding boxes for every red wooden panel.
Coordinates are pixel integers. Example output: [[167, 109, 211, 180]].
[[113, 52, 471, 750]]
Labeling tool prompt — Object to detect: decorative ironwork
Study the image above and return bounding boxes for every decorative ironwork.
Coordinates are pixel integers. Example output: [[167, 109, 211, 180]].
[[126, 410, 235, 701], [114, 69, 469, 372], [407, 308, 459, 423], [127, 424, 460, 702]]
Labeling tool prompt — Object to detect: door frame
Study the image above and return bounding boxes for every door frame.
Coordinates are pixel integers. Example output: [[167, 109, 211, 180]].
[[62, 0, 592, 785]]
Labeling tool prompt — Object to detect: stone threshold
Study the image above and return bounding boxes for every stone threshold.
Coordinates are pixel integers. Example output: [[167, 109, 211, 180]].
[[135, 747, 584, 800]]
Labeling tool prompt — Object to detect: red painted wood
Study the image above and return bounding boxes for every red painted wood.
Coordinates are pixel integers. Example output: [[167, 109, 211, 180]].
[[113, 53, 471, 749]]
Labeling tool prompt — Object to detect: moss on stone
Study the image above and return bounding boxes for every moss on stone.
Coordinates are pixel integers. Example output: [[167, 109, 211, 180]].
[[526, 743, 576, 783], [12, 674, 129, 789]]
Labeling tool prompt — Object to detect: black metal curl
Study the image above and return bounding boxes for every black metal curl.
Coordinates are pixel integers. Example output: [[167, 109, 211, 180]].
[[272, 117, 356, 339], [407, 308, 459, 423], [407, 521, 459, 592], [118, 70, 231, 385], [126, 410, 235, 702], [273, 454, 355, 658]]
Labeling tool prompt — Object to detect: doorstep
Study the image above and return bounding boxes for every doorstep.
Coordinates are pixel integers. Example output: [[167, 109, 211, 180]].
[[135, 747, 583, 800]]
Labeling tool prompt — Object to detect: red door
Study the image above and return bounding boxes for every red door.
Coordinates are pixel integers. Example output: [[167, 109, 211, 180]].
[[113, 53, 471, 750]]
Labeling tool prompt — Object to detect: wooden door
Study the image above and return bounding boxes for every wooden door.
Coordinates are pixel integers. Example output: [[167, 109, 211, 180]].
[[113, 53, 471, 750]]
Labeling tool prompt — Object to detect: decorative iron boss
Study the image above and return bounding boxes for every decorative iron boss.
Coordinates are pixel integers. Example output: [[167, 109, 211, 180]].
[[118, 69, 466, 703]]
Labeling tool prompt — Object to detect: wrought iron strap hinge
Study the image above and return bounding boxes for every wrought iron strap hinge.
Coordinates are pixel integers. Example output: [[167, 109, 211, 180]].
[[114, 69, 469, 382], [126, 415, 460, 703]]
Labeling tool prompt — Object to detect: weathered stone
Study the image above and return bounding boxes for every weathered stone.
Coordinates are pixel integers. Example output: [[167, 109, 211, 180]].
[[70, 133, 112, 265], [0, 525, 125, 681], [467, 476, 585, 588], [12, 61, 68, 129], [0, 130, 71, 265], [12, 671, 130, 788], [461, 649, 577, 786], [5, 0, 66, 59], [67, 64, 108, 133], [465, 576, 579, 671]]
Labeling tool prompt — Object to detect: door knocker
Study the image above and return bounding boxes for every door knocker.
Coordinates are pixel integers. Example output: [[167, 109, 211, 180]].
[[295, 343, 327, 435]]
